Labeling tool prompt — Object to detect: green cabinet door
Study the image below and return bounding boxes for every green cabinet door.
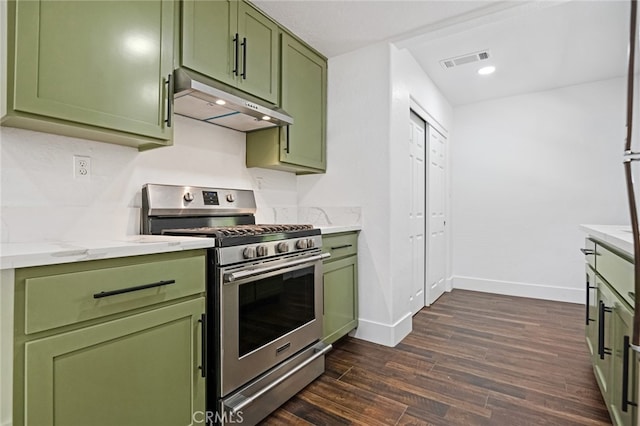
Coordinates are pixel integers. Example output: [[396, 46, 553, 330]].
[[236, 2, 279, 103], [246, 32, 327, 174], [594, 277, 615, 397], [586, 265, 598, 358], [181, 0, 237, 89], [323, 256, 358, 344], [8, 0, 174, 145], [23, 298, 205, 426], [610, 301, 637, 426], [181, 0, 278, 104], [280, 33, 327, 171]]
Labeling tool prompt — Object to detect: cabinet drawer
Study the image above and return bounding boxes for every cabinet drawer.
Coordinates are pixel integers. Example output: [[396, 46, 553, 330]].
[[20, 251, 205, 334], [596, 244, 634, 307], [322, 232, 358, 261]]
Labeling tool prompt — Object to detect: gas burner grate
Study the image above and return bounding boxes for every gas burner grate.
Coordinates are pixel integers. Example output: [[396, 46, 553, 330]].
[[215, 224, 314, 236], [161, 224, 316, 241]]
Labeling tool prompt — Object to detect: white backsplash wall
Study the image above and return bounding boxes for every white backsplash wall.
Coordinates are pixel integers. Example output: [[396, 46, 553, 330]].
[[297, 207, 362, 226], [0, 115, 298, 243]]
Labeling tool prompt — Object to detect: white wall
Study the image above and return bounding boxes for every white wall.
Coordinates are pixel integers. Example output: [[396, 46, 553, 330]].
[[0, 115, 298, 243], [451, 77, 628, 302], [299, 43, 395, 335], [388, 45, 453, 342], [298, 43, 453, 346]]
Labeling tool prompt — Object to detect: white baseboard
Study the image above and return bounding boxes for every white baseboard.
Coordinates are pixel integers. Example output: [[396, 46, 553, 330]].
[[352, 311, 413, 347], [452, 275, 583, 304]]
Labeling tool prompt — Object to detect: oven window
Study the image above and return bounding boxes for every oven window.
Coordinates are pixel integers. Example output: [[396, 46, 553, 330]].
[[238, 266, 315, 357]]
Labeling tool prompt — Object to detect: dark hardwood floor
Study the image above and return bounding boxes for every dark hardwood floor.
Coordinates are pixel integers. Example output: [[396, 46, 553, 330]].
[[261, 290, 611, 425]]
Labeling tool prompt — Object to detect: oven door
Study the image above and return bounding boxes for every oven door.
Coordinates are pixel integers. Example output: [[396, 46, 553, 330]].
[[218, 251, 327, 397]]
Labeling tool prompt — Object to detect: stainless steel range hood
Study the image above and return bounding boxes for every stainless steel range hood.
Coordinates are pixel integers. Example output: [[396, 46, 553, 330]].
[[173, 68, 293, 132]]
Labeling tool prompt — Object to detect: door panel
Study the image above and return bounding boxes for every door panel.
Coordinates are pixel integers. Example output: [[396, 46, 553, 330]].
[[181, 0, 237, 88], [280, 33, 326, 170], [237, 2, 278, 103], [24, 298, 205, 426], [610, 300, 636, 426], [428, 126, 447, 305], [409, 111, 426, 315], [594, 278, 614, 396], [323, 256, 358, 343], [585, 265, 598, 358], [14, 0, 173, 140]]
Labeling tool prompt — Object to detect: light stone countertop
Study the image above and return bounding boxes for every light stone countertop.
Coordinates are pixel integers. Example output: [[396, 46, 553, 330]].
[[0, 227, 363, 270], [579, 224, 633, 257], [0, 235, 216, 270], [318, 225, 361, 235]]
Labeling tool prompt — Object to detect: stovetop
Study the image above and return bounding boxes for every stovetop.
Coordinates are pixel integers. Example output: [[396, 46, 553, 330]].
[[161, 224, 320, 247]]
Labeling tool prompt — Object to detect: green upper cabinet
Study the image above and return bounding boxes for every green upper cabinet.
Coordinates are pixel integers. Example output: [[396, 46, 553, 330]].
[[3, 0, 175, 150], [181, 0, 279, 104], [246, 32, 327, 174], [181, 0, 237, 89]]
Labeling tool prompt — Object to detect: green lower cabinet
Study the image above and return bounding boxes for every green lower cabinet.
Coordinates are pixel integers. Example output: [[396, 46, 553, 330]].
[[12, 251, 207, 426], [586, 238, 638, 426], [610, 301, 637, 426], [23, 298, 205, 426], [322, 232, 358, 344], [323, 256, 358, 343]]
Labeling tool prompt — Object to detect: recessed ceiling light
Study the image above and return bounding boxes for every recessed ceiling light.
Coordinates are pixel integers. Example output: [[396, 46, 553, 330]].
[[478, 66, 496, 76], [262, 116, 271, 121], [215, 99, 226, 105]]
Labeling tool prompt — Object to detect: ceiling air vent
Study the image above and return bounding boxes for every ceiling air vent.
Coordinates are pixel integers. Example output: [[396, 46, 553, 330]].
[[440, 50, 491, 69]]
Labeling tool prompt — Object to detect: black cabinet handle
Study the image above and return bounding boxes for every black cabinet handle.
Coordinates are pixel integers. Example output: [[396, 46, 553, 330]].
[[232, 33, 239, 76], [598, 300, 612, 359], [630, 291, 636, 300], [93, 279, 175, 299], [580, 248, 597, 256], [241, 37, 247, 79], [198, 313, 206, 378], [165, 74, 173, 128], [622, 335, 638, 412], [331, 244, 353, 250], [586, 274, 596, 325], [285, 126, 290, 153]]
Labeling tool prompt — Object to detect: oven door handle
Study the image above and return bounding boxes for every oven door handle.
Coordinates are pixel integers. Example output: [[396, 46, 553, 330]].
[[224, 252, 330, 283]]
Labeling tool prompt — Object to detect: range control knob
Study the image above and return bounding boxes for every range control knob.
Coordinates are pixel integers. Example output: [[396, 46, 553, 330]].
[[296, 239, 308, 250], [226, 193, 235, 203], [276, 242, 290, 253], [256, 245, 268, 257], [242, 247, 256, 259], [307, 238, 315, 248], [183, 192, 194, 202]]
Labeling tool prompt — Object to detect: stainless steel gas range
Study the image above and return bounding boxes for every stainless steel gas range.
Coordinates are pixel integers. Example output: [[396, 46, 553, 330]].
[[141, 184, 331, 425]]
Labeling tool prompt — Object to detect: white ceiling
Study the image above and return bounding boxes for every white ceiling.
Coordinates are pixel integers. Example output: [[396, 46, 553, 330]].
[[252, 0, 631, 106]]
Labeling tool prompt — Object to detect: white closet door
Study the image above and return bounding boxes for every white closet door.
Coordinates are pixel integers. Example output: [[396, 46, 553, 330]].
[[409, 111, 426, 315], [428, 126, 447, 305]]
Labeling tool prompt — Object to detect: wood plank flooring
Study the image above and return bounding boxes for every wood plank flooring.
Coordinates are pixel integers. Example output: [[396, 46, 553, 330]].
[[260, 290, 611, 425]]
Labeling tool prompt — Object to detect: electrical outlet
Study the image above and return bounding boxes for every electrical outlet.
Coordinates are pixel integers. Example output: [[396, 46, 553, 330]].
[[73, 155, 91, 180]]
